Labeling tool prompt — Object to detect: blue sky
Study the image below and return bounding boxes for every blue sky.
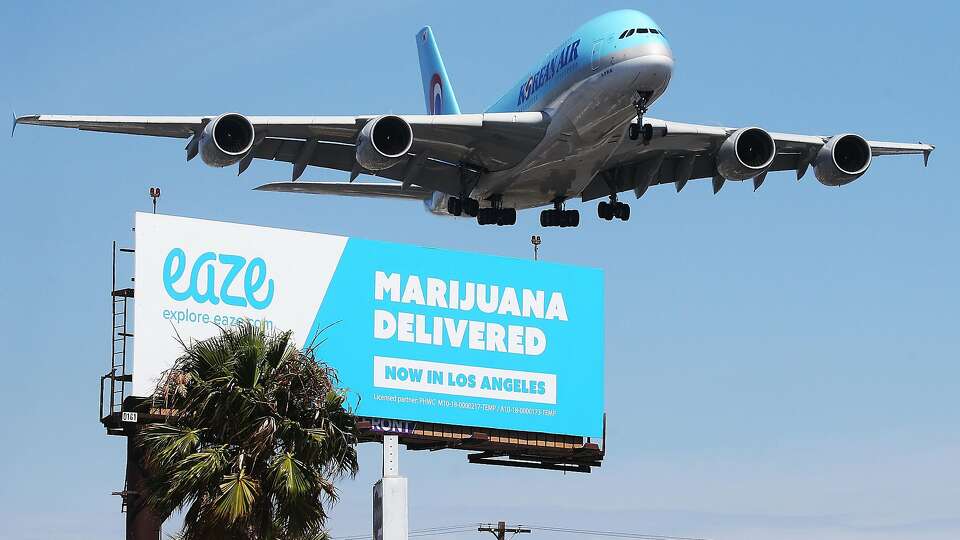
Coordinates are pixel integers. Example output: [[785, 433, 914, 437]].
[[0, 1, 957, 539]]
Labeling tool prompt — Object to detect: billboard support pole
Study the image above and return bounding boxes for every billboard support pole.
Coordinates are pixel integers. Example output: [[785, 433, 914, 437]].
[[125, 428, 162, 540], [373, 435, 408, 540]]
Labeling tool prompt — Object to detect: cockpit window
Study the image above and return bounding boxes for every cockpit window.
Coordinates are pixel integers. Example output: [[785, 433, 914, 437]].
[[620, 28, 663, 39]]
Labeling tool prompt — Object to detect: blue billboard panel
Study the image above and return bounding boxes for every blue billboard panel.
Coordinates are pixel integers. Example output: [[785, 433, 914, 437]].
[[134, 214, 604, 436]]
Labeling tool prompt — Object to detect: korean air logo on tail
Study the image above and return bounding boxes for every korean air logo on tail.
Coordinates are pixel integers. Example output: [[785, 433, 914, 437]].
[[429, 73, 443, 114]]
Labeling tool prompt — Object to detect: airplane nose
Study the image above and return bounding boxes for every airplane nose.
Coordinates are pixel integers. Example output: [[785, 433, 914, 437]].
[[630, 49, 674, 96]]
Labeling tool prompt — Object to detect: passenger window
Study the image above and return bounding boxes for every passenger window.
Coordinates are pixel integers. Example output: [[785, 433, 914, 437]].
[[636, 28, 649, 34]]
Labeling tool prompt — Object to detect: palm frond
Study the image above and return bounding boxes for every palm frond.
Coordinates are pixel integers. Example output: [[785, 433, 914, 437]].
[[269, 452, 311, 497], [215, 469, 259, 523]]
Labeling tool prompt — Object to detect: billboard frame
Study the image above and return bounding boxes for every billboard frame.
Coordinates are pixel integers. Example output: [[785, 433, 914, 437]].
[[101, 220, 606, 472]]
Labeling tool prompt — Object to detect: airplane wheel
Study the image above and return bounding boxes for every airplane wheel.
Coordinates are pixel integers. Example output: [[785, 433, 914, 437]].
[[628, 124, 640, 141], [447, 197, 462, 216], [540, 209, 553, 227], [477, 208, 494, 225], [598, 201, 613, 220], [559, 210, 579, 227], [463, 198, 480, 217], [641, 123, 654, 143], [616, 202, 630, 221], [501, 208, 517, 226]]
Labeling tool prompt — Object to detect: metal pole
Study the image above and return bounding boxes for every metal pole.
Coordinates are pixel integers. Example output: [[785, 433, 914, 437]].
[[374, 435, 408, 540], [125, 430, 162, 539]]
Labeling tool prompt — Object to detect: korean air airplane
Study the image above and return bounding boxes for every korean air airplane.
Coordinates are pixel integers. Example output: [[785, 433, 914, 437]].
[[15, 10, 933, 227]]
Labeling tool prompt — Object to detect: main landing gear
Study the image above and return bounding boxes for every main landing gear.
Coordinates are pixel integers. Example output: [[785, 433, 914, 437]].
[[628, 91, 654, 143], [477, 207, 516, 226], [446, 196, 479, 217], [598, 197, 630, 221], [540, 200, 579, 228], [449, 195, 515, 226]]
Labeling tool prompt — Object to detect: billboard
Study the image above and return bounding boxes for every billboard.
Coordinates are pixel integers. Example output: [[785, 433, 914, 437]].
[[133, 213, 604, 436]]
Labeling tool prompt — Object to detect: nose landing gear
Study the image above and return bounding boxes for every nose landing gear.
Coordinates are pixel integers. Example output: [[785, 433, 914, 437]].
[[540, 200, 580, 228], [628, 91, 655, 143]]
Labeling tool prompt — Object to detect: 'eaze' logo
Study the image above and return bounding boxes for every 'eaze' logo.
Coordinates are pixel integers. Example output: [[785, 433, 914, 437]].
[[162, 248, 275, 309]]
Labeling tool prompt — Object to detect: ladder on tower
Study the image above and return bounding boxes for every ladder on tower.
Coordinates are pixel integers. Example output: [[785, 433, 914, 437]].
[[101, 241, 134, 435]]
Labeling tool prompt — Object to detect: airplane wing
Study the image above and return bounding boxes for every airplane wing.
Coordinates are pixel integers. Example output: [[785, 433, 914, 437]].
[[254, 181, 433, 200], [581, 118, 935, 201], [13, 112, 550, 194]]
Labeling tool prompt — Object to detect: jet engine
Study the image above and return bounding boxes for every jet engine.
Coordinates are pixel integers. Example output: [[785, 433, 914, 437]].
[[716, 127, 776, 180], [199, 113, 255, 167], [814, 133, 872, 186], [356, 115, 413, 170]]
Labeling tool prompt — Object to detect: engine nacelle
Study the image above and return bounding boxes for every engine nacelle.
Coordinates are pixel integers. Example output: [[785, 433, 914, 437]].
[[814, 133, 872, 186], [716, 127, 776, 180], [356, 115, 413, 170], [199, 113, 255, 167]]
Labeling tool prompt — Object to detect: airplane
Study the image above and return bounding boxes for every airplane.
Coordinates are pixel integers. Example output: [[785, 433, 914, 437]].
[[14, 9, 934, 228]]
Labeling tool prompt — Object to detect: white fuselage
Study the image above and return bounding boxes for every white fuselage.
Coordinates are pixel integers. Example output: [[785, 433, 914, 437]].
[[464, 41, 674, 211]]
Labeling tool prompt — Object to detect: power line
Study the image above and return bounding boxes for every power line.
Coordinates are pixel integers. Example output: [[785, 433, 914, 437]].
[[411, 528, 480, 538], [334, 524, 476, 540], [525, 525, 708, 540], [335, 522, 708, 540]]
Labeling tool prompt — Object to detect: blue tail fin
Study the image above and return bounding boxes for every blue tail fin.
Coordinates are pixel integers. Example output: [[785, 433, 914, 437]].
[[416, 26, 461, 115]]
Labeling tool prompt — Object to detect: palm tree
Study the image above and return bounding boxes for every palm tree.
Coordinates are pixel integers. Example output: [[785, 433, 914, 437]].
[[139, 321, 359, 540]]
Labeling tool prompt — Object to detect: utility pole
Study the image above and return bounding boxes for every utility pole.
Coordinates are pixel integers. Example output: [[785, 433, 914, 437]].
[[479, 522, 530, 540]]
